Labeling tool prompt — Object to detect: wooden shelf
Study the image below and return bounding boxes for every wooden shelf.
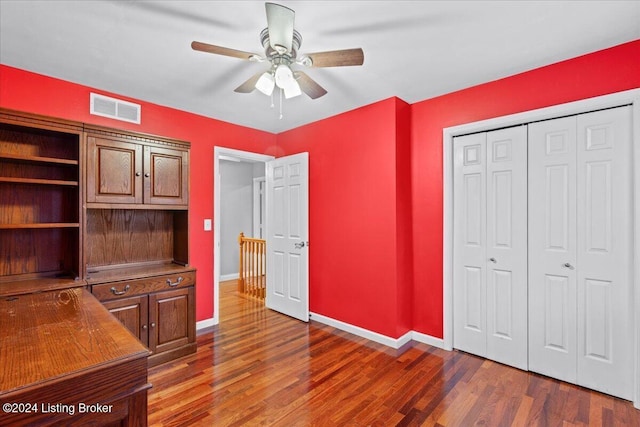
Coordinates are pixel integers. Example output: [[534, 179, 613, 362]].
[[0, 223, 80, 229], [0, 152, 78, 165], [0, 177, 78, 186], [0, 276, 82, 297]]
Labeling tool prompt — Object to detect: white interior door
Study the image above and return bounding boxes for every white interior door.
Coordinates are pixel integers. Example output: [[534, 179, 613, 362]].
[[453, 133, 487, 357], [265, 152, 309, 322], [575, 106, 633, 400], [529, 106, 633, 400], [528, 116, 578, 384], [485, 126, 528, 370]]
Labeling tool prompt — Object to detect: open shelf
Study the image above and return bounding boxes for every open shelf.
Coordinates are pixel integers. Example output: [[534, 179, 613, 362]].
[[0, 223, 80, 229], [1, 111, 82, 286], [0, 177, 79, 186], [0, 152, 79, 166]]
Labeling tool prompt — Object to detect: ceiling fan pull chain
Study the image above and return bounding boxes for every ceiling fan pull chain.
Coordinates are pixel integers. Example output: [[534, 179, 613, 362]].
[[279, 88, 284, 120], [270, 90, 275, 109]]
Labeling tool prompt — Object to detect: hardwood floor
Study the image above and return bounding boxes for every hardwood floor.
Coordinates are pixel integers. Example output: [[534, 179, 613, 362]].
[[148, 280, 639, 426]]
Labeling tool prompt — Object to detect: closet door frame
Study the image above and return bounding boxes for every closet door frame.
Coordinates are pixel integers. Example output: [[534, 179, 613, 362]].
[[442, 88, 640, 409]]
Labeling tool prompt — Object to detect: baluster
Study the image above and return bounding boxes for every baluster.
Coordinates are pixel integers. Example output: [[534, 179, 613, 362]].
[[253, 241, 258, 297], [238, 232, 245, 293], [260, 242, 266, 299], [249, 241, 253, 296]]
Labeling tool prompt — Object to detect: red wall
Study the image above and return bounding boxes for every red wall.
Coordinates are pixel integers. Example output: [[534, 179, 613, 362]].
[[2, 38, 639, 339], [0, 65, 277, 322], [410, 39, 640, 338], [277, 98, 414, 337]]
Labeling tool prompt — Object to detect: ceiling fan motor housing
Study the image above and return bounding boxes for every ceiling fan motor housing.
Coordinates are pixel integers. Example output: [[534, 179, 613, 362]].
[[260, 28, 302, 63]]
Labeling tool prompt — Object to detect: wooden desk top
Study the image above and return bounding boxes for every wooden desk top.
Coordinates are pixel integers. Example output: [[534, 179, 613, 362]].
[[0, 288, 149, 395]]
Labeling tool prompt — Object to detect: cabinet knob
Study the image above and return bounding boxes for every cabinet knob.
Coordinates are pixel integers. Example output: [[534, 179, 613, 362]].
[[142, 324, 147, 330], [144, 173, 150, 178], [150, 322, 156, 328], [135, 172, 141, 177]]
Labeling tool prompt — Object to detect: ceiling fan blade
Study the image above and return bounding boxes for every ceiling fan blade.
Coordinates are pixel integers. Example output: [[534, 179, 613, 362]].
[[191, 41, 260, 61], [234, 71, 265, 93], [304, 48, 364, 67], [265, 2, 294, 53], [295, 72, 327, 99]]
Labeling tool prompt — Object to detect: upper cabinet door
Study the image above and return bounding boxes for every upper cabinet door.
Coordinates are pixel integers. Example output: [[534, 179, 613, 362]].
[[86, 134, 189, 207], [86, 135, 143, 204], [143, 145, 189, 206]]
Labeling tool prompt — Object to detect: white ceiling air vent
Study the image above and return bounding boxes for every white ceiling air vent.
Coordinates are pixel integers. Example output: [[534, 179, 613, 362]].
[[90, 93, 141, 124]]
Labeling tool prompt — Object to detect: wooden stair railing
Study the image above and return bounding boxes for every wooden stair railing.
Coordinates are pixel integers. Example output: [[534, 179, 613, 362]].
[[238, 232, 266, 299]]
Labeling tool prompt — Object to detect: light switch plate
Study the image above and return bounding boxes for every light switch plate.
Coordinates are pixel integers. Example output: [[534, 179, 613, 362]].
[[204, 219, 212, 231]]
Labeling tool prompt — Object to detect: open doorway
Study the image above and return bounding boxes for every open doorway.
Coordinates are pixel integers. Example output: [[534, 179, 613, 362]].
[[213, 147, 274, 325]]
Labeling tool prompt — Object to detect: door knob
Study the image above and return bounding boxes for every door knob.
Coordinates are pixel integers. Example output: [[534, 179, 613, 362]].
[[489, 257, 497, 263], [294, 241, 306, 249], [563, 262, 574, 269]]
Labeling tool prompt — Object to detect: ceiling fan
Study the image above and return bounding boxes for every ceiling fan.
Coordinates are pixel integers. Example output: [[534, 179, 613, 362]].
[[191, 2, 364, 100]]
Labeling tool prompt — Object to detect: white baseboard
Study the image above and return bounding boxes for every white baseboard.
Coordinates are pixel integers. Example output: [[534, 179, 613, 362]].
[[200, 311, 445, 351], [309, 312, 445, 351], [196, 317, 217, 331], [219, 273, 239, 282], [411, 331, 445, 349]]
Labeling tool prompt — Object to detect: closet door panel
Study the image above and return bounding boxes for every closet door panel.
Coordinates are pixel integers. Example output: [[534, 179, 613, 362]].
[[528, 116, 577, 384], [485, 126, 528, 370], [576, 106, 633, 400], [453, 133, 487, 357]]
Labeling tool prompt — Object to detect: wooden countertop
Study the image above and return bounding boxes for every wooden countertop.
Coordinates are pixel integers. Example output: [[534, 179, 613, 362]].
[[0, 287, 150, 396]]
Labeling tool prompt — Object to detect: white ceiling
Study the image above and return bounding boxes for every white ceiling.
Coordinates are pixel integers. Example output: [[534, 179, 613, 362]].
[[1, 1, 639, 134]]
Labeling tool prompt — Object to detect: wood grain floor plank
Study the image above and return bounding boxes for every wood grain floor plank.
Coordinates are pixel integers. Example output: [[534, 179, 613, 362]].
[[147, 280, 640, 426]]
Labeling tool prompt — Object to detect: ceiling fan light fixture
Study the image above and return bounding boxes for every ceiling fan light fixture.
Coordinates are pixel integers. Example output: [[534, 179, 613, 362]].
[[283, 80, 302, 99], [274, 64, 301, 98], [274, 64, 293, 88], [255, 71, 275, 96]]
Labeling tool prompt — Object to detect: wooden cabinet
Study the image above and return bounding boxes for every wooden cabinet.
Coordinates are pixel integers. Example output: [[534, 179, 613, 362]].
[[149, 286, 195, 361], [103, 295, 150, 346], [84, 126, 194, 366], [91, 268, 196, 367], [86, 129, 188, 207], [0, 110, 82, 295], [144, 145, 189, 206], [86, 135, 142, 204], [1, 108, 195, 373]]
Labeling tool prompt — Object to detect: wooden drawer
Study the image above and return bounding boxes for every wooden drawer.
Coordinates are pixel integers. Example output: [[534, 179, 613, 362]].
[[92, 271, 195, 301]]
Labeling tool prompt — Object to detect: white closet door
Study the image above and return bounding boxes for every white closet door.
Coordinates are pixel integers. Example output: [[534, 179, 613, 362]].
[[453, 128, 528, 368], [485, 126, 528, 370], [529, 106, 633, 400], [576, 106, 633, 400], [528, 116, 578, 384], [453, 133, 487, 357]]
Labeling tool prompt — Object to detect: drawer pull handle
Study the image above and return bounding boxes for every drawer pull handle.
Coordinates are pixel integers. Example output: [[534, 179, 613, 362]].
[[110, 284, 130, 295], [166, 277, 183, 287]]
